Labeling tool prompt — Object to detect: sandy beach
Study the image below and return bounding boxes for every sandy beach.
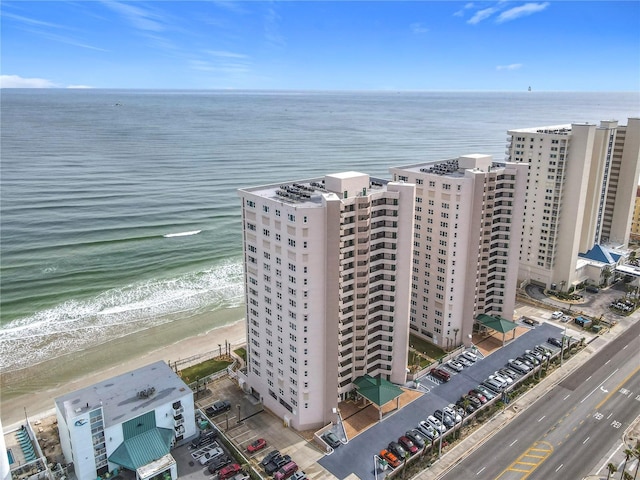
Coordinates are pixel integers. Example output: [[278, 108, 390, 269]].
[[0, 306, 247, 429]]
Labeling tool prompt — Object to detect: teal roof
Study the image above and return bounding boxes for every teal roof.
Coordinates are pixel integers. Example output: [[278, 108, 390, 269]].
[[476, 314, 518, 334], [353, 375, 403, 407], [109, 428, 174, 470], [579, 244, 622, 264]]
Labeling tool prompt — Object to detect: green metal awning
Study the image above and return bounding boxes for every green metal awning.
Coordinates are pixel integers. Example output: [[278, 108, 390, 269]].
[[353, 375, 403, 407], [476, 314, 518, 334], [109, 427, 174, 471]]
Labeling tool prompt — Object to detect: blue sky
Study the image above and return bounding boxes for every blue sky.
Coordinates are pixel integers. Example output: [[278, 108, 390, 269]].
[[1, 1, 638, 90]]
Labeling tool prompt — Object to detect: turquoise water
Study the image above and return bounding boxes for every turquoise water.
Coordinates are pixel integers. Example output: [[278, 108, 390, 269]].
[[1, 89, 638, 372]]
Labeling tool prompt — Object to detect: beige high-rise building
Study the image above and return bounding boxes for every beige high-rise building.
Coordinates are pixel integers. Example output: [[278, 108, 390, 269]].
[[238, 172, 415, 430], [630, 186, 640, 241], [390, 155, 528, 348], [507, 118, 640, 290]]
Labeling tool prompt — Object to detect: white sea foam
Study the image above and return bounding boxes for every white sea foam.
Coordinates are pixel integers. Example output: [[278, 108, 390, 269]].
[[163, 230, 202, 238], [0, 260, 244, 372]]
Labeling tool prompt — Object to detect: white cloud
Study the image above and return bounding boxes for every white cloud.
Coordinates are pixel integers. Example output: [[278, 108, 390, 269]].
[[101, 0, 165, 32], [411, 22, 428, 34], [497, 63, 523, 70], [0, 75, 57, 88], [2, 12, 66, 29], [497, 2, 550, 23], [467, 6, 500, 25], [205, 50, 249, 59], [454, 3, 476, 17], [264, 6, 285, 47]]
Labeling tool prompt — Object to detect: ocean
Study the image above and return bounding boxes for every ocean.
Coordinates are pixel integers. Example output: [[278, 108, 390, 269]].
[[1, 89, 638, 374]]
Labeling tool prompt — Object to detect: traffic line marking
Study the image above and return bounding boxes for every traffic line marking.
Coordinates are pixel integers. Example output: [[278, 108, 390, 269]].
[[496, 441, 554, 479], [595, 364, 640, 410]]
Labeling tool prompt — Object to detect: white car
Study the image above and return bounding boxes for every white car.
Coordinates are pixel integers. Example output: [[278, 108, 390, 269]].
[[492, 372, 513, 385], [551, 311, 563, 319], [426, 415, 446, 433], [447, 360, 464, 372], [443, 406, 462, 423], [198, 447, 224, 465], [461, 351, 478, 363]]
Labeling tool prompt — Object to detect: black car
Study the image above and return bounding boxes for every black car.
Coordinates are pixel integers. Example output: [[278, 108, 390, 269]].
[[456, 398, 476, 414], [207, 455, 231, 474], [387, 441, 407, 460], [405, 430, 426, 449], [322, 431, 341, 448], [260, 450, 280, 468], [206, 400, 232, 417], [190, 430, 217, 448], [265, 455, 291, 475], [548, 337, 563, 348]]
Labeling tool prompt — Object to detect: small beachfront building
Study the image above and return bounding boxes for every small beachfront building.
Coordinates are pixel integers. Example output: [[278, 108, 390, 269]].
[[55, 361, 196, 480]]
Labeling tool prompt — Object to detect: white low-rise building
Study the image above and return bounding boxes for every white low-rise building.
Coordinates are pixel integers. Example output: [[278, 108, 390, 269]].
[[55, 361, 196, 480]]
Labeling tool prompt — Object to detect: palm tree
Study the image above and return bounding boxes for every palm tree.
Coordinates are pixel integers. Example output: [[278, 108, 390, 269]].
[[622, 448, 635, 478], [606, 462, 617, 480], [623, 471, 633, 480], [453, 328, 459, 348]]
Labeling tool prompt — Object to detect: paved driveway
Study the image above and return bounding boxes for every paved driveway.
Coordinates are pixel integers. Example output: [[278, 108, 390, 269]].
[[318, 323, 564, 480]]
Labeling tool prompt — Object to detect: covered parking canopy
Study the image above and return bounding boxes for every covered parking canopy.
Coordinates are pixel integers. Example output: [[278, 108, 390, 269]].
[[353, 375, 404, 421], [475, 314, 519, 345]]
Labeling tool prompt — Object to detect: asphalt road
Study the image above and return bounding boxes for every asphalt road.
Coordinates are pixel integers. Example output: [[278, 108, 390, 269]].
[[317, 322, 564, 480], [440, 319, 640, 480]]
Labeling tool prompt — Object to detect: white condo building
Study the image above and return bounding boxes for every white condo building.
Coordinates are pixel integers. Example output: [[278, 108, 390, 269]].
[[55, 361, 196, 480], [390, 155, 528, 348], [507, 118, 640, 290], [238, 172, 415, 430]]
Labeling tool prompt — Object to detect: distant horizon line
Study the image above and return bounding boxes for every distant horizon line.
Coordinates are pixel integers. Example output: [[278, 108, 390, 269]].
[[2, 87, 638, 94]]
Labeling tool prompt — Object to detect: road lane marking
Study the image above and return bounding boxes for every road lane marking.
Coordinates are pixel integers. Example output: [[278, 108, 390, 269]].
[[597, 442, 626, 475], [509, 439, 518, 446], [476, 467, 486, 475], [563, 394, 570, 400], [581, 369, 619, 403], [538, 415, 546, 422], [605, 360, 611, 365], [623, 344, 629, 350], [595, 364, 640, 410], [556, 464, 564, 472], [583, 437, 590, 444], [496, 441, 554, 479], [586, 375, 592, 382]]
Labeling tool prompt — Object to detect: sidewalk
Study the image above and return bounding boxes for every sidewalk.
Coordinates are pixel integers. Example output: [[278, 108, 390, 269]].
[[411, 325, 620, 480]]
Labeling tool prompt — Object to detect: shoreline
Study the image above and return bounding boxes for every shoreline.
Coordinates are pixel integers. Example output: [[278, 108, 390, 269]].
[[0, 306, 247, 428]]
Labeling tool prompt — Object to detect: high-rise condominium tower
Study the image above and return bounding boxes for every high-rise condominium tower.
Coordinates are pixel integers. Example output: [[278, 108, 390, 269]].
[[507, 118, 640, 290], [390, 155, 528, 348], [238, 172, 415, 430]]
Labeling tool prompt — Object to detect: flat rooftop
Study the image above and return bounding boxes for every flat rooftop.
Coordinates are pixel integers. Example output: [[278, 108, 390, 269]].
[[55, 361, 190, 427], [239, 174, 390, 206]]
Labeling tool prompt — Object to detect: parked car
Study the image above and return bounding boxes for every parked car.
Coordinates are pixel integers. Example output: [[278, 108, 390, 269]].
[[447, 360, 464, 372], [405, 430, 426, 448], [247, 438, 267, 453], [433, 410, 455, 429], [261, 450, 281, 468], [219, 464, 243, 480], [265, 456, 291, 475], [206, 400, 231, 417], [198, 446, 225, 466], [191, 429, 218, 448], [522, 353, 540, 366], [208, 456, 232, 474], [443, 405, 462, 423], [482, 379, 504, 393], [475, 385, 496, 400], [468, 390, 487, 404], [461, 350, 478, 362], [498, 367, 520, 380], [517, 356, 535, 368], [492, 372, 513, 385], [522, 317, 536, 326], [417, 421, 438, 440], [456, 355, 473, 367], [274, 462, 298, 480], [265, 455, 291, 475], [379, 449, 400, 468], [322, 431, 341, 448], [586, 286, 599, 293], [426, 415, 446, 433], [551, 311, 563, 319], [456, 397, 477, 413], [525, 349, 543, 362], [548, 337, 563, 348], [388, 441, 407, 459], [290, 472, 307, 480], [431, 368, 451, 382], [508, 359, 531, 374], [398, 436, 419, 454]]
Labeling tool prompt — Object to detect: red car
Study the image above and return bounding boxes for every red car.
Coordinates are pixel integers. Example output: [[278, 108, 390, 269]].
[[219, 464, 242, 480], [247, 438, 267, 453], [398, 436, 418, 454]]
